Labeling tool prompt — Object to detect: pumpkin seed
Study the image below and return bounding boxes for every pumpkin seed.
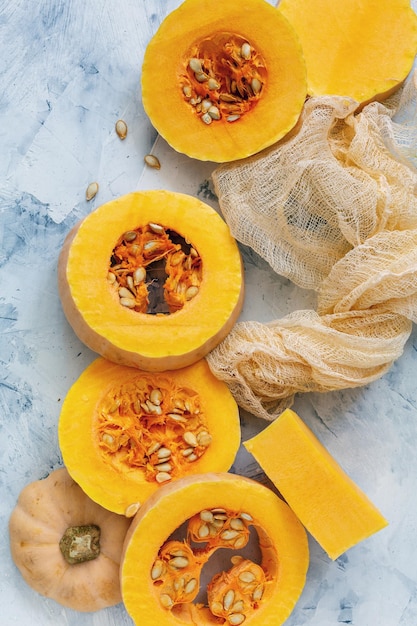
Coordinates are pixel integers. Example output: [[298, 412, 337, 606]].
[[120, 297, 136, 308], [115, 119, 128, 139], [189, 57, 202, 72], [229, 613, 246, 625], [85, 181, 99, 201], [147, 442, 161, 455], [185, 285, 199, 300], [207, 77, 220, 90], [232, 600, 245, 613], [227, 114, 240, 122], [198, 523, 210, 538], [230, 518, 245, 531], [195, 71, 208, 82], [124, 230, 137, 242], [125, 502, 140, 517], [182, 447, 194, 457], [183, 84, 192, 98], [241, 42, 251, 59], [155, 471, 172, 483], [221, 529, 239, 540], [251, 77, 262, 95], [119, 286, 134, 299], [201, 112, 212, 125], [208, 106, 220, 120], [149, 222, 164, 234], [200, 509, 214, 523], [234, 535, 247, 549], [197, 431, 212, 447], [133, 266, 146, 285], [155, 462, 172, 473], [151, 559, 164, 580], [160, 593, 174, 609], [157, 447, 171, 460], [238, 571, 256, 584], [185, 578, 197, 594], [170, 556, 189, 569], [240, 512, 253, 522], [183, 431, 198, 447], [144, 154, 161, 169], [252, 584, 264, 602], [223, 589, 235, 611]]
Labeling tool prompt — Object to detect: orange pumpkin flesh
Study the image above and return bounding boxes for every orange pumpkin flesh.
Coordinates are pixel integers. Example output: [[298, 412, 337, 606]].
[[58, 191, 244, 372], [121, 473, 309, 626], [8, 468, 131, 612], [58, 357, 241, 516], [278, 0, 417, 105], [141, 0, 307, 162], [244, 409, 388, 559]]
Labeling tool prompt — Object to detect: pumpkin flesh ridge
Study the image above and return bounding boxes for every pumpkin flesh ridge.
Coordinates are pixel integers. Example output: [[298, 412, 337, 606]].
[[244, 409, 388, 560], [9, 468, 131, 612], [141, 0, 307, 162], [58, 358, 241, 516], [278, 0, 417, 104], [58, 191, 244, 371], [121, 473, 309, 626]]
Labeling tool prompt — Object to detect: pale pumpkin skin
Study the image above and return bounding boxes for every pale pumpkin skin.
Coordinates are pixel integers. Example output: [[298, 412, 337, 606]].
[[9, 468, 131, 612], [121, 472, 309, 626], [58, 191, 244, 372]]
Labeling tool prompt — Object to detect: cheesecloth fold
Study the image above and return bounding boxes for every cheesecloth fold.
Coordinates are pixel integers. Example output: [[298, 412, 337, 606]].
[[207, 72, 417, 421]]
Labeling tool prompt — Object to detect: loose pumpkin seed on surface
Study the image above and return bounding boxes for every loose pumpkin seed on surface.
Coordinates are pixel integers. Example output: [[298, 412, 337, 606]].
[[144, 153, 161, 169], [85, 181, 99, 201], [115, 118, 128, 139]]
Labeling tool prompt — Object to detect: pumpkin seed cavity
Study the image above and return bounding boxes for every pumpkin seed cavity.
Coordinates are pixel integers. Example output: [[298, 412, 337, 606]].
[[151, 508, 266, 623], [180, 34, 266, 125], [97, 376, 212, 483], [59, 524, 101, 565], [108, 223, 202, 315]]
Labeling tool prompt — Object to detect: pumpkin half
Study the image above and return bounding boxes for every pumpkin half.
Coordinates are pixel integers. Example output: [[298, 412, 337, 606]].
[[58, 357, 241, 516], [121, 472, 309, 626], [9, 468, 131, 612], [278, 0, 417, 105], [141, 0, 307, 162], [58, 190, 244, 371], [244, 409, 388, 560]]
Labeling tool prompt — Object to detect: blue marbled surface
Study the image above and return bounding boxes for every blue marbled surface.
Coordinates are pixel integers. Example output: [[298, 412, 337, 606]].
[[1, 1, 417, 625]]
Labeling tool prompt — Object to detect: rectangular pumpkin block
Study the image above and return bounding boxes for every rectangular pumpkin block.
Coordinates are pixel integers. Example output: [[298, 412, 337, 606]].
[[243, 408, 388, 560]]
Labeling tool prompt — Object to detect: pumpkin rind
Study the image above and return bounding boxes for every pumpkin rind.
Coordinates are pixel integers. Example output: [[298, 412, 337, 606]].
[[244, 408, 388, 560], [141, 0, 307, 162], [58, 357, 241, 515], [278, 0, 417, 105], [58, 190, 244, 372], [8, 468, 131, 612], [121, 472, 309, 626]]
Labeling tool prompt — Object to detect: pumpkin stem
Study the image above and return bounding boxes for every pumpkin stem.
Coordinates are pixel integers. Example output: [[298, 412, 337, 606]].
[[59, 524, 101, 564]]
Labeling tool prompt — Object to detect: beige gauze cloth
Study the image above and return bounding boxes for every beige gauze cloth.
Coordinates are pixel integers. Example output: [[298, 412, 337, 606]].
[[206, 71, 417, 421]]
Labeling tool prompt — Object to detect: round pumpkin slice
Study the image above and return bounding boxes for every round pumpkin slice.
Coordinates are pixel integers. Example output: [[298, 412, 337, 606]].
[[58, 357, 241, 516], [278, 0, 417, 105], [58, 190, 244, 371], [121, 472, 309, 626], [9, 468, 131, 612], [141, 0, 307, 162]]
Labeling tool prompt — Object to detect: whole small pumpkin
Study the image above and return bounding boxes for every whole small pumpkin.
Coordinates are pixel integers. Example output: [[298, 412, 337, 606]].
[[9, 467, 131, 612]]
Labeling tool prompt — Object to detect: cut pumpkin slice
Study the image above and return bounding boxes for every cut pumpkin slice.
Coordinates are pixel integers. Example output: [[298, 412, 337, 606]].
[[244, 408, 388, 560], [121, 472, 309, 626], [58, 357, 241, 516], [58, 190, 244, 372], [141, 0, 307, 162], [278, 0, 417, 105]]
